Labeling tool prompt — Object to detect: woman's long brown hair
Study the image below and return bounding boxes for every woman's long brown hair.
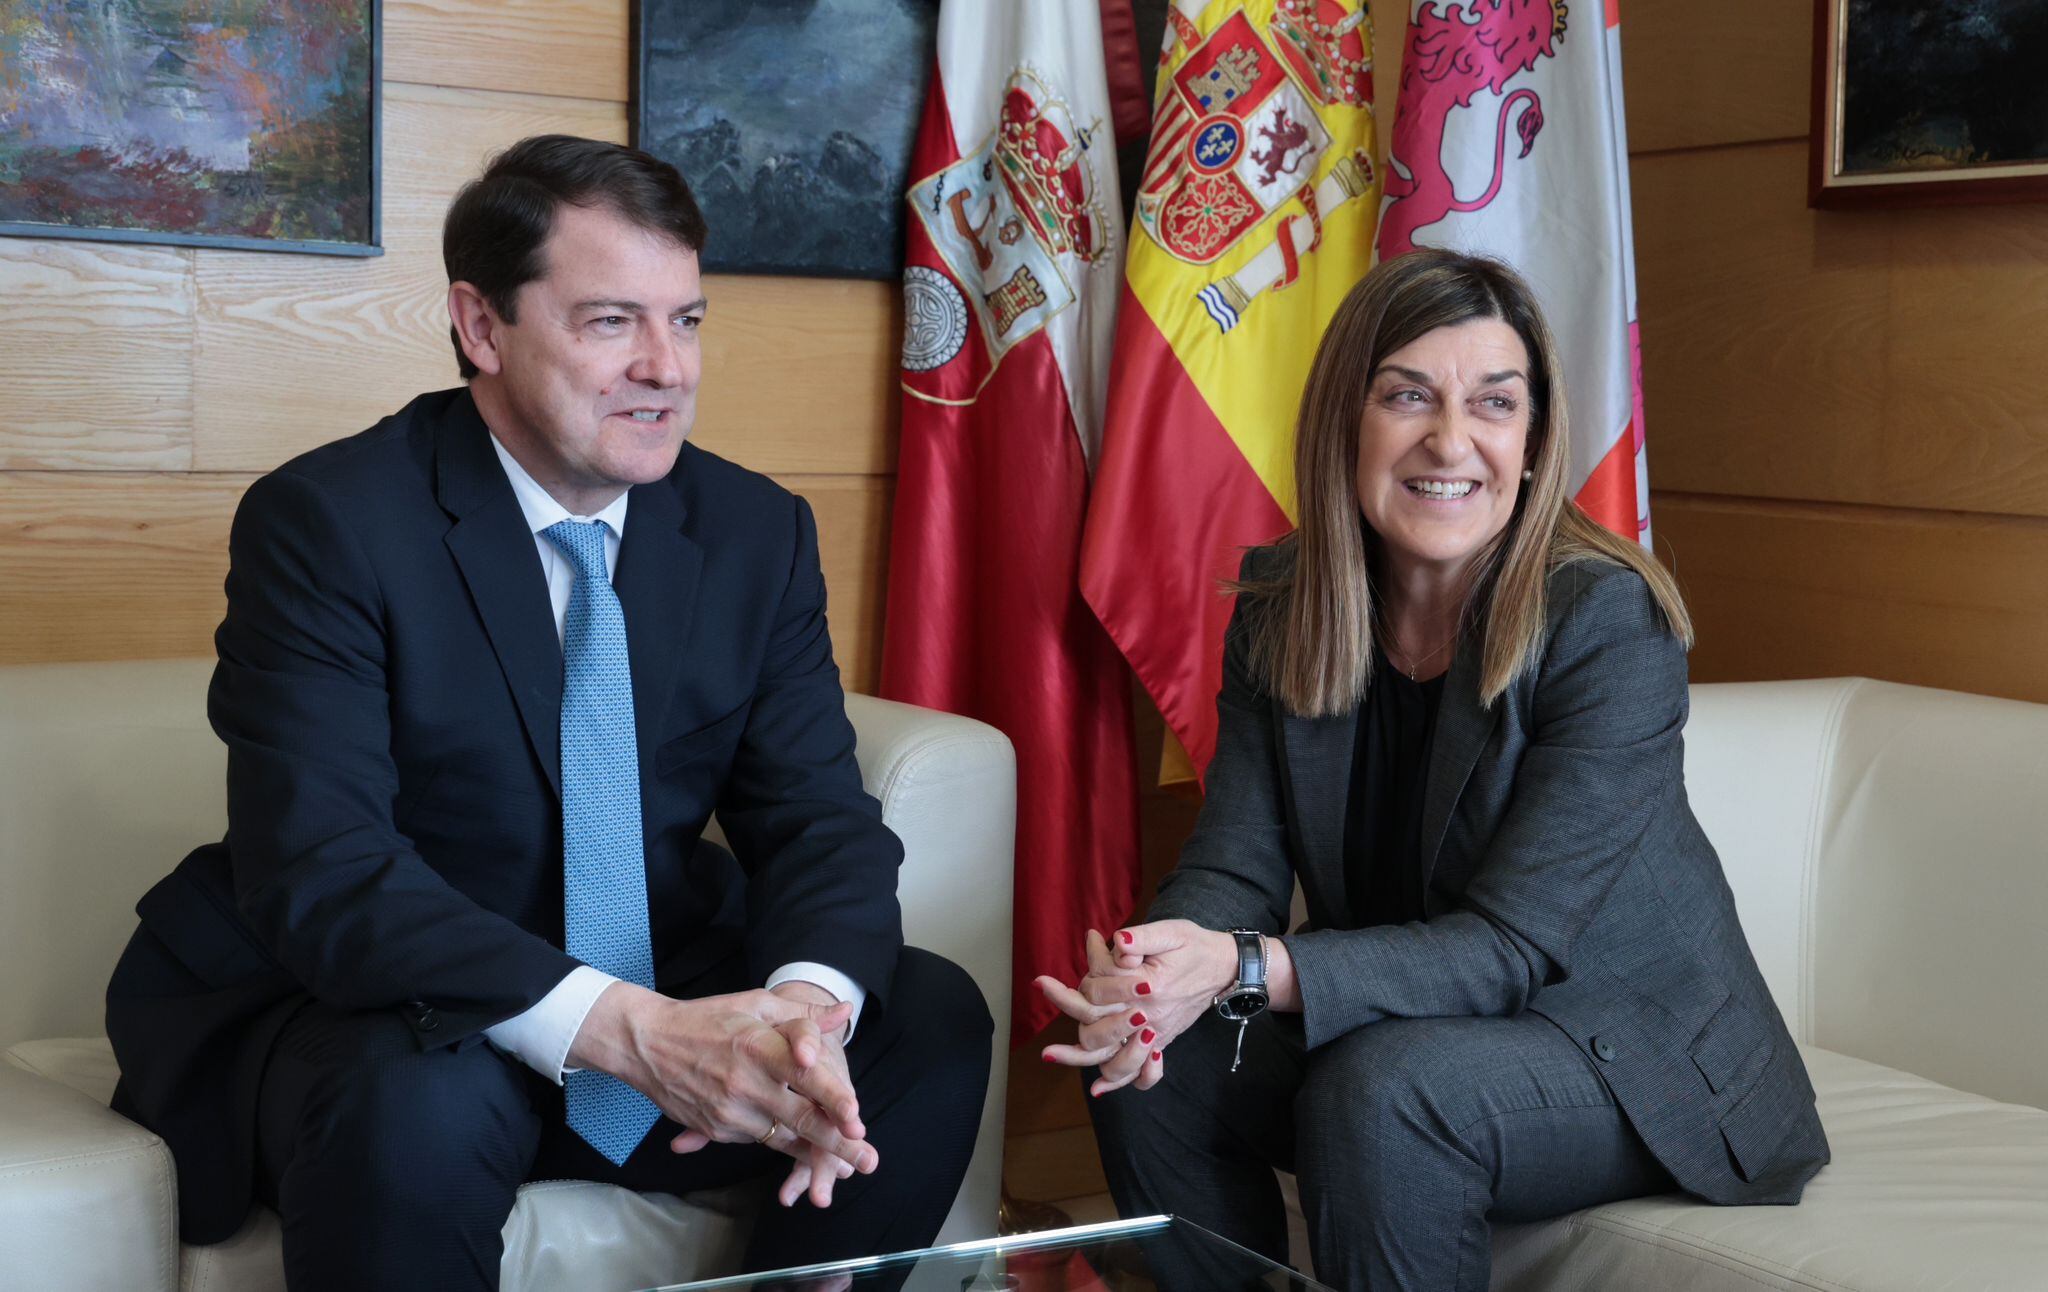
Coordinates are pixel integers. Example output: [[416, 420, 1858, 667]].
[[1240, 249, 1691, 715]]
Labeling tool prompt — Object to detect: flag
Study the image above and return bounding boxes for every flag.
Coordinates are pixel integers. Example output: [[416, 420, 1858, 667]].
[[1377, 0, 1651, 542], [1082, 0, 1385, 781], [882, 2, 1146, 1041]]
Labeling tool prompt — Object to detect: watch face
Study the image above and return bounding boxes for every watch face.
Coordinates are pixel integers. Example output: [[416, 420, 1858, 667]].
[[1216, 988, 1268, 1022]]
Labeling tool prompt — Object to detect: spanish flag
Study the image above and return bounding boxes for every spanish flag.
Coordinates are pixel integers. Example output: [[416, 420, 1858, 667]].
[[1082, 0, 1384, 781]]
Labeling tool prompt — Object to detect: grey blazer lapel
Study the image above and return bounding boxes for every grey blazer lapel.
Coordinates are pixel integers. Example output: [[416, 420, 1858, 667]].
[[1419, 639, 1502, 890], [1280, 703, 1357, 925]]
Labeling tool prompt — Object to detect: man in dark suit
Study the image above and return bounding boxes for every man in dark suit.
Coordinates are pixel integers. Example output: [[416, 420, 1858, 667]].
[[104, 134, 992, 1291]]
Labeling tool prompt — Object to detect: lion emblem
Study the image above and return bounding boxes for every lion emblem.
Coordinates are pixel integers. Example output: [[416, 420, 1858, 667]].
[[1377, 0, 1568, 258]]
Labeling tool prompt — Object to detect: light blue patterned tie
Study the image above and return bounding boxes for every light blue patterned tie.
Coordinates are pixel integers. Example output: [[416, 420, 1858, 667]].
[[545, 519, 662, 1165]]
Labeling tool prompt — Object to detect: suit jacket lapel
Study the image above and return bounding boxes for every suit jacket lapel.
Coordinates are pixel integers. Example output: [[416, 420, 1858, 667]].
[[1419, 639, 1501, 892], [1281, 703, 1357, 925], [437, 393, 564, 796], [613, 475, 702, 784]]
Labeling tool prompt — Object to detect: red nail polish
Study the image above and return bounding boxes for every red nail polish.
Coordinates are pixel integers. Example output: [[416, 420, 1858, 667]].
[[1118, 930, 1133, 945], [1140, 1028, 1156, 1044], [1136, 982, 1152, 996], [1129, 1012, 1147, 1027], [1040, 1052, 1058, 1063], [1152, 1050, 1163, 1062]]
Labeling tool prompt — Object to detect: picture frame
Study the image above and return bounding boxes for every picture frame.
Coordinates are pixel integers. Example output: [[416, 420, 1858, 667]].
[[1809, 0, 2048, 210], [630, 0, 936, 279], [0, 0, 383, 257]]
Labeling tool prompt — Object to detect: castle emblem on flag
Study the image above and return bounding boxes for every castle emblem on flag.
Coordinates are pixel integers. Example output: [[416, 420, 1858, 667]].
[[905, 69, 1111, 379]]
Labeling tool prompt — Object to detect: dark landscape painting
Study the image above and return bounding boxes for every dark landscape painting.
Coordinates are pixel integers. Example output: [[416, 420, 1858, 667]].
[[635, 0, 936, 279], [1840, 0, 2048, 176], [0, 0, 380, 255]]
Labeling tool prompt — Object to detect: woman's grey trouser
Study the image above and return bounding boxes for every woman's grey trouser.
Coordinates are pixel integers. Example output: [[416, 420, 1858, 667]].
[[1088, 1008, 1672, 1290]]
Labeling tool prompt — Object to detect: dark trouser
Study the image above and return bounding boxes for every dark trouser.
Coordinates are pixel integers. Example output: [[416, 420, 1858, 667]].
[[1088, 1009, 1672, 1291], [254, 947, 991, 1291]]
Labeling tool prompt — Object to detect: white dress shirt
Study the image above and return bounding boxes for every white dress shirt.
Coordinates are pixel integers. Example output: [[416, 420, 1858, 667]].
[[480, 434, 864, 1083]]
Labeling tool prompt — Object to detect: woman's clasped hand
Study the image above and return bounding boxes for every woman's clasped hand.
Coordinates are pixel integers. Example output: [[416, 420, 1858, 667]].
[[1035, 921, 1242, 1097]]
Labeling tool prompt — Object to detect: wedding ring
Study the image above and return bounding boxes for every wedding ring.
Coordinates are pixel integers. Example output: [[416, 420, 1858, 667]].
[[757, 1121, 788, 1146]]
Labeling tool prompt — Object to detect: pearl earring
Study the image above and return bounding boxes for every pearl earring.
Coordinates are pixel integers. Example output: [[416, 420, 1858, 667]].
[[1521, 469, 1533, 481]]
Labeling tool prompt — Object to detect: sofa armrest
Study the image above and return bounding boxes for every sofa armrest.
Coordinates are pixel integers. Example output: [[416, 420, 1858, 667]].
[[844, 692, 1015, 1244], [0, 1053, 178, 1291]]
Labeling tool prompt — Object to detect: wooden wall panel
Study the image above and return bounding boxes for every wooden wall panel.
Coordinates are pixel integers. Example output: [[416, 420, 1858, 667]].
[[1620, 0, 1810, 155], [1636, 141, 2048, 520], [694, 277, 899, 476], [801, 475, 893, 696], [1878, 200, 2048, 518], [0, 242, 195, 471], [1634, 142, 1890, 506], [190, 84, 627, 473], [0, 473, 246, 664], [187, 85, 892, 479], [1655, 492, 2048, 705], [384, 0, 629, 103]]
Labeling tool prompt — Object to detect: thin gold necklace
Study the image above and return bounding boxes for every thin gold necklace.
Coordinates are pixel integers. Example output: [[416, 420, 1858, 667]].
[[1382, 618, 1459, 681]]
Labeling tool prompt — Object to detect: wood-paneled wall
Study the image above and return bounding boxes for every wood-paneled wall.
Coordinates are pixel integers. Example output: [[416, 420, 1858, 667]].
[[0, 1, 898, 691], [1622, 0, 2048, 702]]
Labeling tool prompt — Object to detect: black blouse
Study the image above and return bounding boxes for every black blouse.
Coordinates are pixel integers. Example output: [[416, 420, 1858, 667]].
[[1343, 651, 1447, 928]]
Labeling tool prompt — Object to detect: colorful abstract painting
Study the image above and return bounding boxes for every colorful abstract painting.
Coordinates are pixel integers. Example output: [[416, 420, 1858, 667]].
[[0, 0, 380, 255]]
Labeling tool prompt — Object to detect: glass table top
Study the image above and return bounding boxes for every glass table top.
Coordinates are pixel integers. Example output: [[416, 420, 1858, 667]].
[[645, 1215, 1330, 1291]]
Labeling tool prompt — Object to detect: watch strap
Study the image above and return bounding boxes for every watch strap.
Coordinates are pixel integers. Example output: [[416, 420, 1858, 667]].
[[1230, 928, 1267, 990]]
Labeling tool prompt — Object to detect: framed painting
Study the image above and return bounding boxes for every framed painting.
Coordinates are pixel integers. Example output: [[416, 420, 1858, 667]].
[[1811, 0, 2048, 209], [0, 0, 382, 256], [632, 0, 937, 279]]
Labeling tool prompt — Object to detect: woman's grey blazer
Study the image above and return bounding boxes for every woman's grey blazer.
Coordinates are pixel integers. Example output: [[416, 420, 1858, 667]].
[[1150, 545, 1829, 1206]]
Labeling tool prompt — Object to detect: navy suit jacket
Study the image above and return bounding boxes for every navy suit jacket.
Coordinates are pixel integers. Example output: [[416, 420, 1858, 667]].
[[105, 388, 904, 1243], [1151, 545, 1829, 1207]]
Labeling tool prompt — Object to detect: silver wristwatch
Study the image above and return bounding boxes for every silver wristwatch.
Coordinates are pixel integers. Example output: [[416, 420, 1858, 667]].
[[1212, 928, 1269, 1072]]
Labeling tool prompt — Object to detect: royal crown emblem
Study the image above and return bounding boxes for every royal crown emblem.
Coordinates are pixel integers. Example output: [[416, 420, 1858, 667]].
[[906, 68, 1111, 377], [1270, 0, 1373, 107], [998, 78, 1111, 263]]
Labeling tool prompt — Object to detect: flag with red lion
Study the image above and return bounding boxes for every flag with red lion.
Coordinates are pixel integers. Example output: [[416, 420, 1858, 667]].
[[1379, 0, 1652, 542]]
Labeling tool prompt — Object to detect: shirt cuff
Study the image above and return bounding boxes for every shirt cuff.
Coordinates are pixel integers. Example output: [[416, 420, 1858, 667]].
[[483, 964, 619, 1085], [766, 961, 867, 1044]]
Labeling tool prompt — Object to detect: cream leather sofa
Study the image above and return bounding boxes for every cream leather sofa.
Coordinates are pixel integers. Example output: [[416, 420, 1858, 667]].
[[1489, 678, 2048, 1291], [0, 659, 1015, 1292]]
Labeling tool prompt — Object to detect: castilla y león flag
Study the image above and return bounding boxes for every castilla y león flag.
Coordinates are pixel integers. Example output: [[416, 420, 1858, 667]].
[[882, 2, 1146, 1041], [1082, 0, 1385, 782], [1378, 0, 1652, 543]]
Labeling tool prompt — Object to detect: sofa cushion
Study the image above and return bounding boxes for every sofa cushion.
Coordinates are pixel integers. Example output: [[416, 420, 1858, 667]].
[[7, 1038, 754, 1292], [0, 1054, 177, 1292], [1489, 1046, 2048, 1290]]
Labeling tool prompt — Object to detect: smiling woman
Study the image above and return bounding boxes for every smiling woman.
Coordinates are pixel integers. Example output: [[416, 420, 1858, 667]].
[[1246, 248, 1689, 717], [1037, 251, 1827, 1291]]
